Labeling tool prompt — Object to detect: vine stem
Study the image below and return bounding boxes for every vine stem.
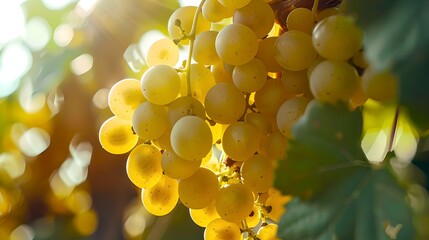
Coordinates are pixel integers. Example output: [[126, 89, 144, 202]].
[[185, 0, 206, 97], [388, 106, 400, 151]]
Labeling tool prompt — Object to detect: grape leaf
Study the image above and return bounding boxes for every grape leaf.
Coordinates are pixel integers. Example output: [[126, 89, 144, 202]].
[[277, 167, 415, 240], [274, 100, 369, 198], [343, 0, 429, 132]]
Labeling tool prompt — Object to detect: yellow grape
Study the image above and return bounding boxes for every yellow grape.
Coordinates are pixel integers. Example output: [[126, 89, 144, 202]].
[[171, 116, 212, 161], [179, 167, 219, 209], [350, 77, 368, 108], [204, 218, 242, 240], [222, 122, 259, 161], [218, 0, 251, 10], [241, 154, 274, 193], [264, 189, 292, 222], [126, 144, 162, 189], [211, 63, 233, 83], [168, 6, 211, 45], [145, 38, 179, 67], [315, 7, 339, 22], [280, 69, 311, 96], [141, 64, 180, 105], [352, 50, 368, 68], [193, 31, 221, 65], [276, 96, 310, 138], [286, 7, 314, 34], [256, 37, 284, 72], [261, 131, 288, 161], [108, 78, 145, 120], [246, 205, 261, 228], [245, 112, 273, 135], [309, 60, 359, 104], [202, 0, 234, 23], [141, 174, 179, 216], [312, 15, 363, 61], [215, 23, 259, 66], [362, 67, 397, 102], [275, 30, 317, 71], [190, 202, 221, 227], [180, 63, 216, 103], [233, 0, 275, 39], [215, 183, 254, 222], [257, 223, 279, 240], [232, 58, 267, 93], [132, 101, 169, 140], [255, 79, 291, 118], [205, 82, 246, 124], [152, 126, 172, 150], [161, 149, 202, 179], [168, 96, 206, 126], [99, 116, 138, 154]]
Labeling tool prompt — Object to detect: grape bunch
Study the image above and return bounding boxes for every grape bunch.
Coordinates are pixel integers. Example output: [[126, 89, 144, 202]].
[[98, 0, 396, 239]]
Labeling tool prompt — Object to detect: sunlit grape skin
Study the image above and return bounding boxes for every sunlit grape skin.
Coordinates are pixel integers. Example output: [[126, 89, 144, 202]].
[[141, 64, 180, 105], [99, 116, 138, 154], [132, 101, 169, 140], [233, 0, 275, 39], [142, 174, 179, 216], [126, 144, 162, 189], [108, 78, 145, 120], [204, 218, 242, 240], [178, 168, 219, 209], [215, 183, 254, 223]]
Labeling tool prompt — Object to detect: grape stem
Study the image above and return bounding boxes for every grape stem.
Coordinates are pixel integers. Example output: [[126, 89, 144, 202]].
[[312, 0, 319, 16], [185, 0, 206, 97]]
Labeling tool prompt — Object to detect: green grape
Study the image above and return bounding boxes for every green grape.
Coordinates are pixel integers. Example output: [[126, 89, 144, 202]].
[[233, 0, 275, 39], [260, 131, 288, 161], [204, 218, 242, 240], [161, 149, 202, 179], [193, 31, 221, 65], [280, 69, 311, 96], [168, 96, 206, 126], [132, 101, 169, 140], [170, 116, 212, 161], [218, 0, 251, 10], [168, 6, 211, 45], [211, 63, 233, 83], [141, 64, 180, 105], [215, 23, 259, 66], [179, 167, 219, 209], [205, 82, 246, 124], [190, 202, 221, 227], [141, 174, 179, 216], [145, 38, 179, 67], [245, 112, 273, 135], [202, 0, 234, 23], [232, 58, 267, 93], [312, 15, 363, 61], [254, 79, 291, 118], [315, 7, 339, 22], [241, 154, 274, 193], [246, 205, 261, 228], [108, 78, 146, 120], [309, 60, 359, 104], [99, 116, 138, 154], [286, 7, 314, 34], [276, 96, 310, 138], [215, 183, 254, 222], [255, 37, 284, 72], [264, 189, 292, 222], [257, 223, 279, 240], [275, 30, 317, 71], [222, 122, 259, 161], [126, 144, 162, 189], [362, 67, 397, 102], [180, 63, 216, 103]]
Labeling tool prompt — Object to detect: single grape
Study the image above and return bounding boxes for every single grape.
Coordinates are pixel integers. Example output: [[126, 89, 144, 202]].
[[222, 122, 259, 161], [145, 38, 179, 67], [179, 167, 219, 209], [232, 58, 267, 93], [141, 64, 180, 105], [280, 69, 311, 96], [286, 7, 314, 34], [180, 63, 216, 103], [190, 202, 221, 227], [141, 174, 179, 216], [202, 0, 234, 23], [204, 218, 242, 240], [256, 37, 284, 72], [126, 144, 162, 189], [211, 63, 233, 83], [257, 223, 279, 240], [233, 0, 275, 39], [193, 31, 221, 65], [132, 101, 169, 140], [276, 96, 310, 138], [99, 116, 138, 154], [264, 189, 292, 222], [241, 154, 274, 193], [161, 149, 202, 179], [260, 131, 288, 161], [254, 79, 291, 118], [168, 96, 206, 126], [315, 7, 339, 22], [108, 78, 145, 120], [168, 6, 211, 45], [245, 112, 273, 135], [362, 67, 397, 102], [245, 205, 261, 228], [215, 183, 254, 222]]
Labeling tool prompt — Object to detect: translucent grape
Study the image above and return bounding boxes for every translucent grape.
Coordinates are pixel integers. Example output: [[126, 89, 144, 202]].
[[315, 7, 339, 22], [205, 82, 246, 124], [179, 167, 219, 209], [126, 144, 162, 189], [245, 205, 260, 228], [275, 30, 317, 71], [245, 112, 273, 135], [204, 218, 242, 240], [190, 202, 221, 227], [254, 79, 291, 118], [215, 183, 254, 222], [168, 6, 211, 45], [232, 58, 267, 93], [180, 63, 216, 103], [99, 116, 138, 154], [145, 38, 179, 67], [141, 64, 180, 105], [132, 101, 169, 140], [350, 77, 368, 108], [222, 122, 259, 161], [362, 68, 397, 102], [218, 0, 251, 10], [152, 126, 172, 150], [312, 15, 363, 61], [215, 23, 259, 66], [170, 116, 212, 161], [276, 96, 310, 138], [233, 0, 275, 39], [193, 31, 221, 65], [108, 78, 145, 120], [257, 223, 279, 240], [280, 69, 310, 96], [241, 154, 274, 193], [142, 174, 179, 216], [264, 189, 292, 222], [168, 96, 206, 126], [286, 7, 314, 34], [211, 63, 233, 83], [202, 0, 234, 23], [260, 131, 288, 161], [256, 37, 284, 72], [309, 60, 359, 104], [161, 149, 202, 179]]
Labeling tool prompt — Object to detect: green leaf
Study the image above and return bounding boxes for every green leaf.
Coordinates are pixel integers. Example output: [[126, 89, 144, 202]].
[[274, 100, 368, 198], [278, 167, 415, 240], [344, 0, 429, 132]]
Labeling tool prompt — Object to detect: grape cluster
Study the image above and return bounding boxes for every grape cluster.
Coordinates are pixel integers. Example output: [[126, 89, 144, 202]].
[[98, 0, 395, 239]]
